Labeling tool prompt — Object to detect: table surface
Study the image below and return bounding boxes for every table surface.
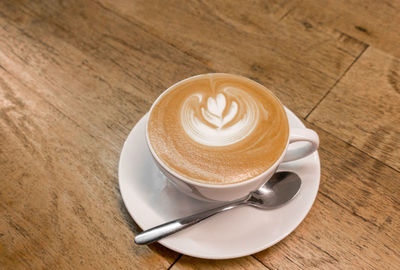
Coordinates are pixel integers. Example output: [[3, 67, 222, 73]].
[[0, 0, 399, 269]]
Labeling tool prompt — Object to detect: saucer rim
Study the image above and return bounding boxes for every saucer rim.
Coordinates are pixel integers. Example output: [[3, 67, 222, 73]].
[[118, 107, 320, 259]]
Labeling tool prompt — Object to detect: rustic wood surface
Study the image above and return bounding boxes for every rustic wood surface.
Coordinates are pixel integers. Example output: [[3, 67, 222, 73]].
[[0, 0, 399, 269]]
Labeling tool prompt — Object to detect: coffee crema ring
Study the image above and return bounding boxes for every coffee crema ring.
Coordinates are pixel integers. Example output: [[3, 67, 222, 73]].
[[147, 74, 289, 184]]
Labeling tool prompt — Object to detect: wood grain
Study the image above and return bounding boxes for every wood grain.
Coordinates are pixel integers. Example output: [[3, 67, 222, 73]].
[[254, 123, 400, 269], [0, 0, 211, 148], [171, 255, 267, 270], [308, 47, 400, 171], [0, 68, 177, 269], [0, 0, 399, 269], [287, 0, 400, 58], [97, 0, 367, 117]]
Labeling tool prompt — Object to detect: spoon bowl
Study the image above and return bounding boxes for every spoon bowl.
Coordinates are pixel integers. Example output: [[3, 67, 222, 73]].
[[247, 171, 301, 209], [135, 172, 301, 245]]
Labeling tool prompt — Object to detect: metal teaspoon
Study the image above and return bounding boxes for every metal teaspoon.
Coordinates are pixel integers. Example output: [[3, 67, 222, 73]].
[[135, 171, 301, 245]]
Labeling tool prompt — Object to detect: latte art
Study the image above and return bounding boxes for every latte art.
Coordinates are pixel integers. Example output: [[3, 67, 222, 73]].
[[147, 74, 289, 184], [181, 88, 266, 146]]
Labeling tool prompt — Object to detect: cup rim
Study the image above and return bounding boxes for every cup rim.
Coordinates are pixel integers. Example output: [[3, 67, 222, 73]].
[[145, 73, 290, 189]]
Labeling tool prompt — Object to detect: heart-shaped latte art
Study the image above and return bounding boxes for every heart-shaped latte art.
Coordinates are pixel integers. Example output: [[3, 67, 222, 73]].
[[207, 93, 226, 117], [180, 87, 262, 146], [202, 94, 238, 128]]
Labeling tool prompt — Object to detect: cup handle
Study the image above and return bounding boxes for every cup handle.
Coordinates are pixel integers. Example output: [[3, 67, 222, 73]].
[[282, 128, 319, 162]]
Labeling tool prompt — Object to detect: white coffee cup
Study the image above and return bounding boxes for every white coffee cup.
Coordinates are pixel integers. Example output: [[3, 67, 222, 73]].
[[146, 75, 319, 202]]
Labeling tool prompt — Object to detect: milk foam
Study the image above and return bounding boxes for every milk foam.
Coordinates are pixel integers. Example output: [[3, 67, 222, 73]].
[[147, 74, 289, 184], [180, 87, 265, 146]]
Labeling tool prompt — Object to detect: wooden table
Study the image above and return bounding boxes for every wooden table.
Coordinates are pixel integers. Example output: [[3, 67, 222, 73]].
[[1, 1, 399, 269]]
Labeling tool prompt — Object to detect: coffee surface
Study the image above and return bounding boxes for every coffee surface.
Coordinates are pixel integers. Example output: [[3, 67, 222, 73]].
[[147, 74, 289, 184]]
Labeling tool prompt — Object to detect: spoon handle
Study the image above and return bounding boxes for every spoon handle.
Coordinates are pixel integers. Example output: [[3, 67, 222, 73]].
[[134, 198, 246, 245]]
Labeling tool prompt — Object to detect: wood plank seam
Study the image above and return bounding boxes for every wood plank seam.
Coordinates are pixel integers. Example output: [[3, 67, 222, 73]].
[[2, 0, 385, 237], [251, 254, 274, 270], [305, 44, 369, 119], [167, 254, 182, 270], [333, 28, 366, 47], [91, 0, 345, 83], [2, 1, 398, 268], [278, 6, 296, 23], [304, 119, 400, 175]]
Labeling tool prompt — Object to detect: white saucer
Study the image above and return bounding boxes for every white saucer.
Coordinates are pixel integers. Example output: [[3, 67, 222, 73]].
[[119, 108, 320, 259]]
